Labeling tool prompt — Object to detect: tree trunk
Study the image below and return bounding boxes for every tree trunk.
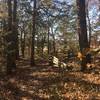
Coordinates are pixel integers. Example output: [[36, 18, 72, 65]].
[[77, 0, 89, 71], [20, 30, 26, 58], [86, 0, 92, 47], [51, 27, 56, 55], [87, 14, 91, 47], [47, 27, 50, 55], [12, 0, 19, 59], [31, 0, 36, 66], [6, 0, 16, 74], [41, 35, 45, 57], [22, 32, 26, 58]]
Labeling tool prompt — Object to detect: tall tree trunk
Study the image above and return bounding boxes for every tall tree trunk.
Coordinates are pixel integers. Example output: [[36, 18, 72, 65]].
[[31, 0, 36, 66], [20, 30, 23, 56], [47, 27, 50, 55], [8, 0, 12, 31], [51, 27, 56, 55], [20, 23, 26, 58], [41, 35, 45, 57], [87, 14, 91, 47], [12, 0, 19, 59], [20, 30, 26, 58], [86, 1, 91, 47], [36, 34, 39, 54], [77, 0, 89, 71], [6, 0, 16, 74], [22, 32, 26, 58]]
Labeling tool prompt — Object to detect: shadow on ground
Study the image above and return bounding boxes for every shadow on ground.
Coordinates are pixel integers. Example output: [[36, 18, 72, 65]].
[[0, 59, 100, 100]]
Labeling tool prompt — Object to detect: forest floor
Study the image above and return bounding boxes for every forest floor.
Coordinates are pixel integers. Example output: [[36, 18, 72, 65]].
[[0, 58, 100, 100]]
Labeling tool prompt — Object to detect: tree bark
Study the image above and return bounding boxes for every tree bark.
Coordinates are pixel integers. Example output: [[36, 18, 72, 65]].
[[41, 35, 45, 57], [20, 30, 26, 58], [87, 14, 91, 47], [86, 0, 92, 47], [6, 0, 16, 74], [51, 27, 56, 55], [77, 0, 89, 71], [12, 0, 19, 59], [47, 26, 50, 55], [31, 0, 36, 66]]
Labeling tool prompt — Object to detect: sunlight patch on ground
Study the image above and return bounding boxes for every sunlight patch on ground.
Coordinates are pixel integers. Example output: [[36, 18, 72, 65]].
[[17, 83, 28, 92], [21, 97, 32, 100], [36, 89, 50, 99], [18, 65, 30, 68], [20, 85, 27, 91], [28, 90, 34, 94], [69, 72, 100, 85], [69, 72, 83, 78], [8, 78, 16, 83], [30, 71, 58, 77], [83, 74, 100, 84], [63, 91, 92, 99]]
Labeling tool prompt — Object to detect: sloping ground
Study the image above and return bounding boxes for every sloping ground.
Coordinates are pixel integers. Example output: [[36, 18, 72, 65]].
[[0, 59, 100, 100]]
